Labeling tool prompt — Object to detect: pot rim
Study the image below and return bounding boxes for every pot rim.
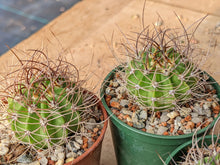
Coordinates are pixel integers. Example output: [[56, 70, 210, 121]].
[[100, 66, 220, 140], [65, 94, 108, 165]]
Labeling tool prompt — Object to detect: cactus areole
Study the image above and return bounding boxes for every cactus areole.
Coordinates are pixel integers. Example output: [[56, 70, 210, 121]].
[[125, 47, 197, 111], [7, 77, 83, 149]]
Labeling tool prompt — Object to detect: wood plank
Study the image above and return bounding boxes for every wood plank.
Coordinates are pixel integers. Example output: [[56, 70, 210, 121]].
[[0, 0, 220, 165], [148, 0, 220, 17]]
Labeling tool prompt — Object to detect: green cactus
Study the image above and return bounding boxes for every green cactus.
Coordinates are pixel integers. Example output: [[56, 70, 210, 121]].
[[125, 47, 197, 111], [7, 76, 83, 149], [198, 154, 220, 165]]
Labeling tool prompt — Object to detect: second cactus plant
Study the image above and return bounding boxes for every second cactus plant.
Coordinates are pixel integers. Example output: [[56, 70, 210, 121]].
[[126, 47, 197, 111]]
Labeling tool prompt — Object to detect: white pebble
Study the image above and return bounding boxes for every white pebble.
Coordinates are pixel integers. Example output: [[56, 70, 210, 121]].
[[139, 110, 148, 120], [183, 129, 192, 134], [75, 136, 83, 145], [167, 111, 179, 119], [55, 159, 64, 165], [18, 161, 40, 165], [65, 157, 74, 163], [157, 126, 168, 135], [73, 141, 81, 150], [1, 139, 10, 146], [57, 152, 65, 160], [66, 152, 77, 158], [39, 157, 48, 165], [27, 161, 40, 165], [0, 143, 9, 155]]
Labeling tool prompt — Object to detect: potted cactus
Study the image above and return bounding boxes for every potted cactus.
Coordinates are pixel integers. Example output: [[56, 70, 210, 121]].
[[0, 49, 108, 165], [100, 19, 220, 164], [165, 118, 220, 165], [165, 135, 220, 165]]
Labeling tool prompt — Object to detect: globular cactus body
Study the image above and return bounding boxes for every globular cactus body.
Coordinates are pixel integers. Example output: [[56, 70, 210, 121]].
[[126, 47, 197, 111], [198, 154, 220, 165], [8, 78, 82, 149]]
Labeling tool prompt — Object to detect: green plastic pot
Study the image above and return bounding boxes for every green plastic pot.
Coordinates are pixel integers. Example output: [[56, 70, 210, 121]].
[[100, 67, 220, 165], [165, 135, 219, 165]]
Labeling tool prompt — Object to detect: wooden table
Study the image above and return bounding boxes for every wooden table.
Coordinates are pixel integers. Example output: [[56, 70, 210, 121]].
[[1, 0, 220, 164]]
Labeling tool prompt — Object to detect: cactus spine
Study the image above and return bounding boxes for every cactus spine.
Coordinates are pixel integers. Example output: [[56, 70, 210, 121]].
[[5, 52, 86, 150], [121, 22, 203, 112]]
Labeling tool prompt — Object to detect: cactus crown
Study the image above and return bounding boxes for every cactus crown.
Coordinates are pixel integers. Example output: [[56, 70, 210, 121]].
[[118, 25, 206, 112], [1, 50, 97, 151]]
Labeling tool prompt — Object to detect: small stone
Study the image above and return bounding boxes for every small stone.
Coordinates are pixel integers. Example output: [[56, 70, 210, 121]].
[[75, 136, 83, 145], [157, 126, 168, 135], [174, 116, 182, 129], [145, 125, 155, 134], [191, 113, 199, 118], [105, 87, 111, 94], [57, 152, 65, 160], [110, 101, 120, 109], [160, 112, 169, 122], [1, 139, 10, 146], [167, 111, 179, 119], [55, 146, 64, 153], [55, 159, 64, 165], [183, 129, 192, 134], [153, 118, 159, 125], [184, 115, 192, 122], [138, 110, 148, 120], [112, 82, 119, 87], [185, 121, 195, 129], [167, 118, 174, 124], [193, 104, 204, 115], [73, 141, 81, 150], [77, 151, 83, 156], [22, 161, 40, 165], [32, 161, 41, 165], [85, 118, 96, 130], [66, 152, 77, 158], [204, 109, 211, 117], [203, 102, 212, 110], [39, 156, 48, 165], [17, 154, 33, 163], [117, 93, 122, 99], [179, 107, 192, 117], [191, 117, 203, 124], [50, 155, 57, 161], [0, 144, 9, 155], [120, 99, 129, 107], [131, 112, 138, 123], [88, 139, 94, 148], [115, 86, 126, 94], [121, 108, 132, 116], [65, 157, 74, 163], [133, 122, 145, 129]]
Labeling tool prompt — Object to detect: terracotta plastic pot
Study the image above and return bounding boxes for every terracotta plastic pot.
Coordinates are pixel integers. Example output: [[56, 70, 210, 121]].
[[165, 135, 219, 165], [100, 67, 220, 165], [65, 96, 108, 165]]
